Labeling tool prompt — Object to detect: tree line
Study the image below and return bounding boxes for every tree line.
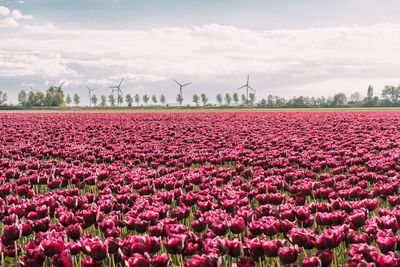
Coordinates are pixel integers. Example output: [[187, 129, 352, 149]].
[[0, 84, 399, 108]]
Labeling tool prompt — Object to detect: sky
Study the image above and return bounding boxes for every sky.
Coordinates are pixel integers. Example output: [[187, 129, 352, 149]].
[[0, 0, 400, 105]]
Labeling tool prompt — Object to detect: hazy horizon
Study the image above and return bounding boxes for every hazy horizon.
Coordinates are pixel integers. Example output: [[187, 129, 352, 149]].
[[0, 0, 400, 104]]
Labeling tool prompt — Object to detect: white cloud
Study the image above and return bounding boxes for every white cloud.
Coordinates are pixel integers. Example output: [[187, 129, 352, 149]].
[[12, 10, 32, 19], [1, 19, 400, 100], [0, 5, 9, 16]]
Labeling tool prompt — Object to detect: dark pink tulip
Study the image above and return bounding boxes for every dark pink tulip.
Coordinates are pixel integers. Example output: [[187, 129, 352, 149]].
[[264, 240, 285, 258], [227, 238, 243, 258], [376, 253, 397, 267], [163, 235, 185, 254], [4, 224, 22, 241], [278, 245, 300, 264], [89, 241, 108, 261], [302, 257, 322, 267], [81, 258, 102, 267], [66, 241, 81, 255], [66, 223, 83, 240], [229, 217, 246, 234], [152, 253, 169, 267], [126, 253, 151, 267], [377, 236, 397, 254], [40, 238, 65, 257], [51, 250, 73, 267]]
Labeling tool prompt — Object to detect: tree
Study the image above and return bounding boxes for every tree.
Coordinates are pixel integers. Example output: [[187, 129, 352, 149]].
[[233, 93, 239, 106], [143, 94, 149, 106], [65, 94, 72, 106], [382, 85, 400, 104], [125, 94, 133, 107], [241, 94, 247, 105], [225, 93, 232, 106], [91, 94, 98, 106], [0, 91, 7, 106], [108, 94, 115, 106], [176, 94, 183, 106], [160, 95, 166, 106], [350, 92, 362, 103], [44, 91, 55, 106], [332, 93, 347, 106], [367, 85, 374, 101], [216, 94, 223, 106], [18, 90, 27, 105], [117, 94, 124, 106], [73, 93, 80, 106], [100, 95, 107, 106], [134, 94, 141, 106], [201, 94, 208, 106], [151, 95, 158, 105], [267, 95, 275, 107], [249, 93, 256, 106], [192, 94, 200, 106]]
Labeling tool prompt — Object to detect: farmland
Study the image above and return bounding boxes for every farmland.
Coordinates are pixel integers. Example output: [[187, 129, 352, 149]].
[[1, 112, 400, 266]]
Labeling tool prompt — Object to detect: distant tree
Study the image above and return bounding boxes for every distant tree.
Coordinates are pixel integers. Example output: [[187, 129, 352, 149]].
[[44, 91, 54, 106], [267, 95, 275, 107], [382, 85, 400, 104], [333, 93, 347, 106], [108, 94, 115, 106], [160, 95, 166, 106], [91, 94, 98, 106], [233, 93, 239, 106], [201, 93, 208, 106], [100, 95, 107, 106], [216, 94, 223, 106], [73, 93, 80, 106], [143, 94, 149, 106], [259, 99, 267, 107], [176, 94, 183, 106], [125, 94, 133, 107], [18, 90, 27, 105], [364, 85, 379, 106], [367, 85, 374, 101], [350, 92, 362, 103], [27, 91, 44, 106], [249, 93, 256, 106], [192, 94, 199, 106], [225, 93, 232, 106], [151, 95, 158, 105], [117, 94, 124, 106], [65, 94, 72, 106], [241, 94, 247, 105], [0, 91, 7, 106], [134, 94, 141, 106]]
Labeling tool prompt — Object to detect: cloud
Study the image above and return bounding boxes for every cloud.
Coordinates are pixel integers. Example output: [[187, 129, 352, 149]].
[[12, 10, 32, 19], [1, 19, 400, 101], [0, 6, 9, 16]]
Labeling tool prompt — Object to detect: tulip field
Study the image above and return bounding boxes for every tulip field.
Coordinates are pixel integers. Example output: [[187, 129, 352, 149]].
[[2, 112, 400, 267]]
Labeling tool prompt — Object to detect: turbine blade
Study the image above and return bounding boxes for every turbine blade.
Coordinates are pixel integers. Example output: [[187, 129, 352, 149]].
[[237, 85, 246, 90], [59, 81, 65, 88], [118, 78, 124, 88], [173, 79, 183, 86], [248, 86, 255, 92], [182, 82, 192, 87]]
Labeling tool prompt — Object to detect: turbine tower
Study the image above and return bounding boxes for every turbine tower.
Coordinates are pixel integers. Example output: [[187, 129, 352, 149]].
[[86, 85, 97, 106], [173, 79, 192, 98], [236, 74, 255, 105], [109, 79, 124, 106]]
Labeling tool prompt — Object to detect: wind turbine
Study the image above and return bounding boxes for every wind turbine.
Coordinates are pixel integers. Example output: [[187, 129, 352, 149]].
[[173, 79, 192, 98], [109, 79, 124, 106], [86, 85, 97, 106], [236, 74, 255, 105], [56, 81, 65, 90]]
